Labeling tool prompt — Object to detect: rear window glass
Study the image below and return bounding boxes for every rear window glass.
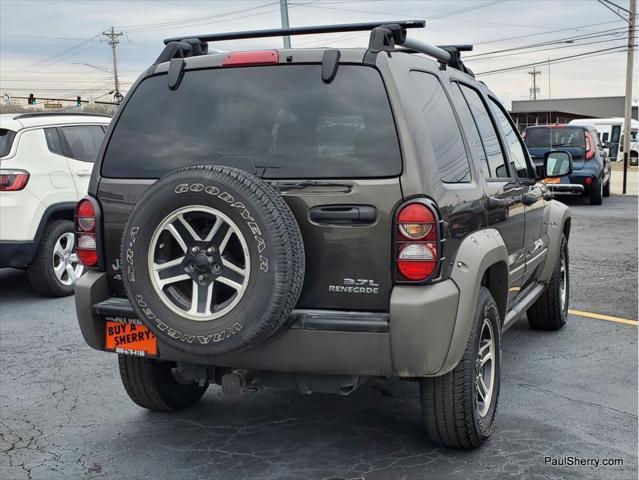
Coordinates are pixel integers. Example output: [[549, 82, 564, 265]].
[[524, 127, 585, 149], [0, 129, 16, 157], [102, 65, 401, 179]]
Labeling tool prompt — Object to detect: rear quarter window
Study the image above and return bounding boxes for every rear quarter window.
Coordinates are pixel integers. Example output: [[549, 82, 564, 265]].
[[102, 65, 402, 179], [408, 71, 471, 183], [0, 129, 16, 157]]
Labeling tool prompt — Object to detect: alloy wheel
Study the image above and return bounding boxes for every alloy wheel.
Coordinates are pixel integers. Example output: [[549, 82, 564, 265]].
[[148, 206, 250, 321], [52, 232, 83, 286], [475, 317, 496, 418]]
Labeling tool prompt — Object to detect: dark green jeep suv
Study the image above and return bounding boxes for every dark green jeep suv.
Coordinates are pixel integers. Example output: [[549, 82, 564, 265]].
[[74, 21, 572, 449]]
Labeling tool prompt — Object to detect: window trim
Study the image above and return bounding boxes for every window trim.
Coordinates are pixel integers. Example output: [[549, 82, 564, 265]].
[[45, 124, 106, 163], [455, 81, 513, 183], [448, 81, 492, 181], [487, 95, 536, 182], [409, 69, 474, 184]]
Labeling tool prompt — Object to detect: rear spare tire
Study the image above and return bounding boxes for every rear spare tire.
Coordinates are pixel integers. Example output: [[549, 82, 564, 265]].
[[121, 166, 305, 356]]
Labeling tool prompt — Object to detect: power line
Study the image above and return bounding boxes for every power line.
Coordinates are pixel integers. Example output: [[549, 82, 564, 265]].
[[474, 19, 624, 45], [466, 33, 633, 62], [291, 0, 507, 19], [475, 45, 629, 76], [115, 2, 279, 31], [467, 27, 630, 58], [597, 0, 632, 22], [5, 36, 100, 74]]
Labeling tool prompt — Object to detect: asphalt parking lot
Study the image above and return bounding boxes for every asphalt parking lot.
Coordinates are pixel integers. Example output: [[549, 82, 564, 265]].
[[1, 195, 637, 480]]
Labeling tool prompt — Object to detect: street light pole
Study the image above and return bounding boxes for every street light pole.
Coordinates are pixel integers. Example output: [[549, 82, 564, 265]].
[[280, 0, 291, 48], [622, 0, 636, 194]]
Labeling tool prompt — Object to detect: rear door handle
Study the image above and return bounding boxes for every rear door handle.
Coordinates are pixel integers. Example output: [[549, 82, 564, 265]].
[[487, 196, 507, 210], [77, 170, 92, 177], [522, 193, 539, 206], [309, 205, 377, 225]]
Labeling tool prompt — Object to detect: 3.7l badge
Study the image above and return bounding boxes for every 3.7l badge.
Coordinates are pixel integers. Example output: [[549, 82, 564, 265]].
[[328, 278, 380, 294]]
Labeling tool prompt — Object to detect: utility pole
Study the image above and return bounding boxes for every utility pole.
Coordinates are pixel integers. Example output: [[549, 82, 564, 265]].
[[280, 0, 291, 48], [102, 26, 123, 104], [528, 67, 541, 100], [622, 0, 636, 195]]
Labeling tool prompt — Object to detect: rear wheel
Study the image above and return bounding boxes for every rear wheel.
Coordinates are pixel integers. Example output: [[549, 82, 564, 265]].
[[528, 235, 569, 331], [118, 355, 208, 412], [589, 177, 603, 205], [603, 178, 611, 197], [420, 287, 501, 449], [28, 220, 83, 297]]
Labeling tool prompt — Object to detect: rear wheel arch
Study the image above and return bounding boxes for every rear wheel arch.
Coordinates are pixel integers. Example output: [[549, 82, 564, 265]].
[[538, 200, 571, 283], [481, 261, 508, 324], [563, 217, 571, 240], [33, 202, 77, 244], [438, 229, 508, 375]]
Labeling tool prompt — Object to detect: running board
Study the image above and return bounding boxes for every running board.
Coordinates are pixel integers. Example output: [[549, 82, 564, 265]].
[[503, 283, 547, 331]]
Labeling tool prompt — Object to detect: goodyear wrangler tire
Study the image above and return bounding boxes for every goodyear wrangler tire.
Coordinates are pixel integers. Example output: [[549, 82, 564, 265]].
[[121, 165, 305, 356]]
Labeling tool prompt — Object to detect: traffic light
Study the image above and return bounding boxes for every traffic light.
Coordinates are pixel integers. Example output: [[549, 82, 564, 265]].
[[28, 93, 35, 105], [77, 96, 81, 107]]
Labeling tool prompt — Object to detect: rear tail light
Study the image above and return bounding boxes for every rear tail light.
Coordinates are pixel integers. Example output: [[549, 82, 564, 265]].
[[222, 50, 279, 67], [75, 197, 100, 268], [395, 201, 441, 283], [585, 131, 595, 160], [0, 169, 29, 191]]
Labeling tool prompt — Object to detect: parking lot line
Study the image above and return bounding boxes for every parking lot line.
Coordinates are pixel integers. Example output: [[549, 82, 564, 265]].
[[568, 309, 638, 327]]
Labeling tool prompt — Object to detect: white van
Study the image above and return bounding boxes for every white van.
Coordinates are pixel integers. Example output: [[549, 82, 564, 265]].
[[570, 117, 638, 164]]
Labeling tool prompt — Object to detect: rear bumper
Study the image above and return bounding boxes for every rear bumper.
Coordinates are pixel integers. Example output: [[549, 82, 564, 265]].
[[75, 271, 460, 378], [546, 183, 585, 195], [0, 241, 37, 268]]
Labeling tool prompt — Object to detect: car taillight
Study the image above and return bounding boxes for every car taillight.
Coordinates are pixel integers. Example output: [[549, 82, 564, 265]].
[[585, 131, 595, 160], [75, 197, 99, 267], [0, 169, 29, 191], [222, 50, 279, 67], [395, 201, 440, 282]]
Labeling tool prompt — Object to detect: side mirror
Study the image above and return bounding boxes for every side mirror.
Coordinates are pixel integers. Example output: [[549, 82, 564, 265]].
[[544, 150, 573, 177]]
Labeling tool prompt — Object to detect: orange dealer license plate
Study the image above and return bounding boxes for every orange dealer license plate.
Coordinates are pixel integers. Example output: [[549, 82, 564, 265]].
[[544, 177, 561, 184], [105, 317, 157, 357]]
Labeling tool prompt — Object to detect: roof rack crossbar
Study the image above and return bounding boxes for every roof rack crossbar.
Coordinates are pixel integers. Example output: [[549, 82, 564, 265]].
[[159, 20, 475, 77], [398, 40, 475, 77], [163, 20, 425, 45], [400, 38, 452, 64]]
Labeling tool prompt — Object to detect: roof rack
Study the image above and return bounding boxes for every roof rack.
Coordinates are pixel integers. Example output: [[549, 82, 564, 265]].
[[163, 20, 425, 44], [13, 112, 112, 120], [157, 20, 474, 76]]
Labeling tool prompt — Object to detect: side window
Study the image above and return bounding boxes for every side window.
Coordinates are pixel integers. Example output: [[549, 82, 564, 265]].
[[58, 126, 104, 162], [409, 71, 471, 183], [44, 128, 65, 156], [449, 83, 490, 179], [458, 85, 509, 179], [488, 98, 531, 180]]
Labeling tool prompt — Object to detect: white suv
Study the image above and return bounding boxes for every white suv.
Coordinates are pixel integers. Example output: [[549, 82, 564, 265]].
[[0, 112, 110, 296]]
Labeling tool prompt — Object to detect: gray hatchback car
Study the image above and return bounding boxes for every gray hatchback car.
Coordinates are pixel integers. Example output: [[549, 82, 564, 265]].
[[74, 20, 572, 449]]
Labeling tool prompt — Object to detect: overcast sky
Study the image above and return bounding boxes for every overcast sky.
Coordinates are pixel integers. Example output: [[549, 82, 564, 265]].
[[0, 0, 636, 107]]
